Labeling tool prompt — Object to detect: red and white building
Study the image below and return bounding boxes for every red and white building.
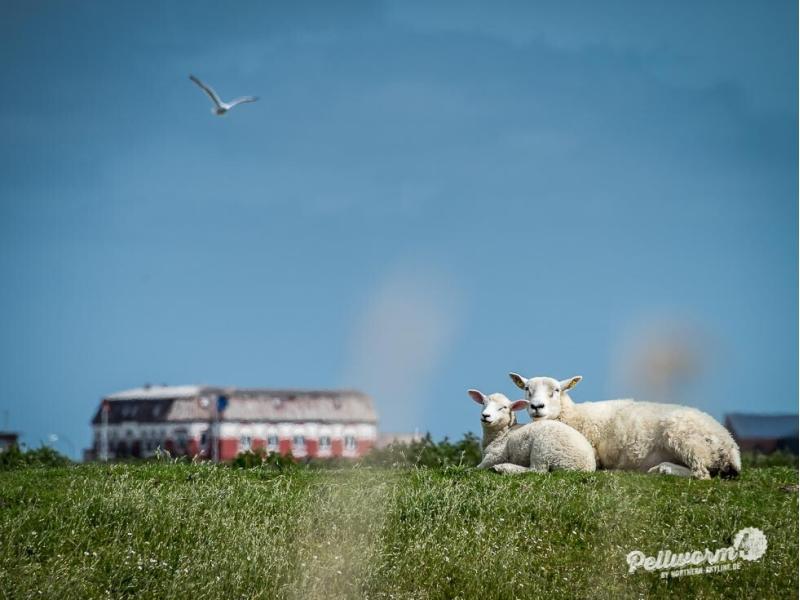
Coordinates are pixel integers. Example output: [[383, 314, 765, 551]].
[[89, 385, 378, 461]]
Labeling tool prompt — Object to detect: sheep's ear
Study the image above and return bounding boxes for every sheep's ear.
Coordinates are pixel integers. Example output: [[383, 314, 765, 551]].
[[510, 399, 529, 411], [560, 376, 582, 391], [509, 372, 528, 390], [467, 389, 487, 405]]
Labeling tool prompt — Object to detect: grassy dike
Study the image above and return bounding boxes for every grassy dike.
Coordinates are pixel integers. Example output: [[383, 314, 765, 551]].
[[0, 463, 797, 599]]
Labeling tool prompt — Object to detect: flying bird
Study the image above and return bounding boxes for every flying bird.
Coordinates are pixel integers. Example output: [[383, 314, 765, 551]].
[[189, 74, 258, 116]]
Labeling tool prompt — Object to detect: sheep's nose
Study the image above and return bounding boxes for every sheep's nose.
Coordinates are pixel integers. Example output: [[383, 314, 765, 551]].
[[530, 403, 545, 410]]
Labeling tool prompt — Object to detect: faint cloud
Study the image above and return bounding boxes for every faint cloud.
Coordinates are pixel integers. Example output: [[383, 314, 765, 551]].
[[342, 264, 461, 431], [611, 313, 714, 406]]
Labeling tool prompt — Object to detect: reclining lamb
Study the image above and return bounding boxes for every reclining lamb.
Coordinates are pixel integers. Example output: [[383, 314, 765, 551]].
[[468, 389, 596, 474], [508, 373, 741, 479]]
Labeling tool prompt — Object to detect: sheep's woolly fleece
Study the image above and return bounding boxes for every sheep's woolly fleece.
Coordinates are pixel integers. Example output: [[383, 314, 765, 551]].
[[509, 374, 741, 479], [468, 390, 596, 475]]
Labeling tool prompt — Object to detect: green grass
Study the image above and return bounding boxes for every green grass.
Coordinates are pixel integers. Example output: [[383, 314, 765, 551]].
[[0, 464, 796, 599]]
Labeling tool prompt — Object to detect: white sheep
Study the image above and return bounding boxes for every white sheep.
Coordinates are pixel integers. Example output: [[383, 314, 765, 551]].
[[468, 389, 596, 474], [508, 373, 741, 479]]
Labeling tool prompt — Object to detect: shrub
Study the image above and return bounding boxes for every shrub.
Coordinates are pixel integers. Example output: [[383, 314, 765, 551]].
[[226, 433, 482, 470], [362, 432, 482, 468], [231, 448, 296, 470], [741, 449, 798, 468], [0, 444, 72, 470]]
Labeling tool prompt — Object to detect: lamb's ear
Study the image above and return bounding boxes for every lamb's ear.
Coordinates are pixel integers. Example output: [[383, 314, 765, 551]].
[[467, 389, 487, 405], [560, 376, 582, 391], [510, 399, 529, 412], [509, 372, 528, 390]]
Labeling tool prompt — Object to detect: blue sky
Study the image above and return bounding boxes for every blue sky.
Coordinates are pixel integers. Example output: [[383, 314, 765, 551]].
[[1, 1, 796, 457]]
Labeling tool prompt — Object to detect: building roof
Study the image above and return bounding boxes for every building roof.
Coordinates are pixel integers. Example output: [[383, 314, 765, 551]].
[[92, 386, 377, 425], [106, 385, 204, 400], [725, 413, 798, 440]]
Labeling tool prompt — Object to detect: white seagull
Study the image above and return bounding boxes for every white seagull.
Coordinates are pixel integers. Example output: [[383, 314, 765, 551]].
[[189, 74, 258, 116]]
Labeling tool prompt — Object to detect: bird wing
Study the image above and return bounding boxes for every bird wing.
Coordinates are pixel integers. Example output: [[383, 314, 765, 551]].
[[189, 75, 223, 108], [227, 96, 259, 108]]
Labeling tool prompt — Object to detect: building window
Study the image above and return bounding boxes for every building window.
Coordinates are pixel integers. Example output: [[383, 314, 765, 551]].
[[345, 435, 357, 451], [293, 435, 305, 451], [175, 429, 188, 451], [240, 435, 252, 452], [319, 436, 331, 451], [267, 435, 279, 451]]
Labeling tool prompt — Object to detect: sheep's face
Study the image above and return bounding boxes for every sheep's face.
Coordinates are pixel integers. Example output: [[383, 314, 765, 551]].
[[467, 389, 528, 431], [508, 373, 582, 420]]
